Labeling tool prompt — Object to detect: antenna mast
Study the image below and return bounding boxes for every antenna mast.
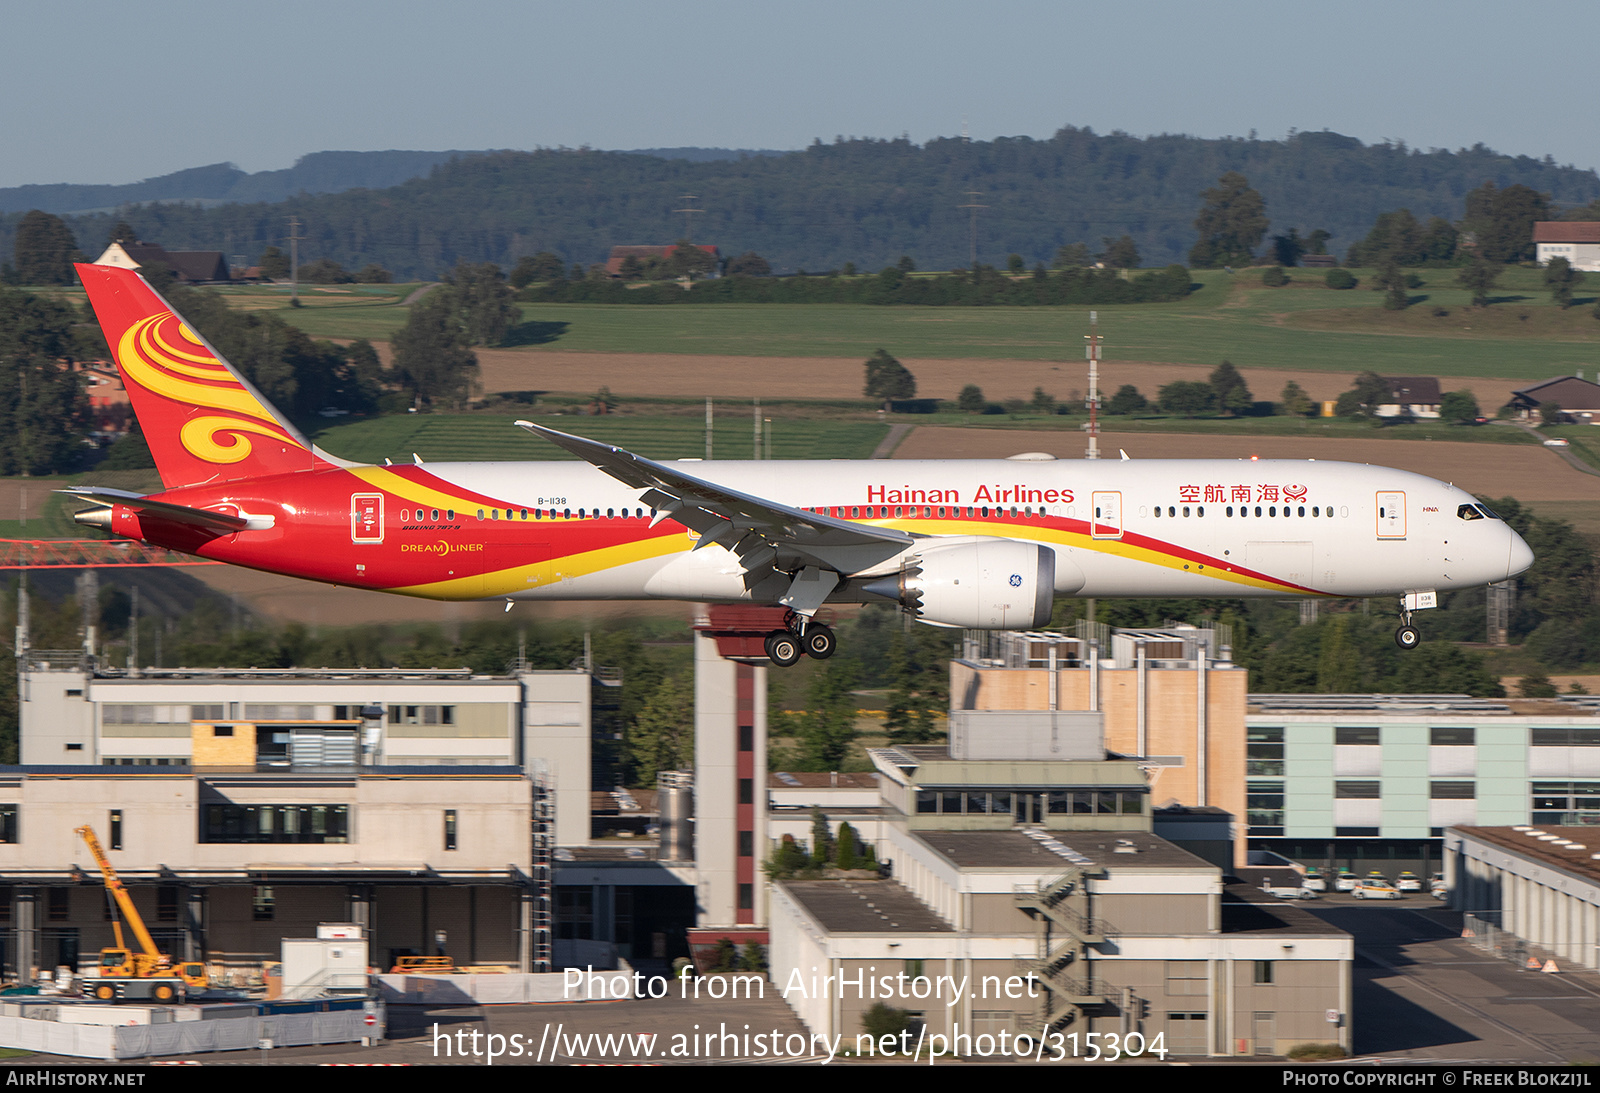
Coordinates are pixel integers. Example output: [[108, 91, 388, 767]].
[[1085, 310, 1102, 460]]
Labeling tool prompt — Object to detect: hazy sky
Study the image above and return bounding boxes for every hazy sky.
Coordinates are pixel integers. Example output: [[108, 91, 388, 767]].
[[4, 1, 1596, 189]]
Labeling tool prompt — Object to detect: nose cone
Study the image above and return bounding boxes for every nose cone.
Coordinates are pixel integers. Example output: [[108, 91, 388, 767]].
[[1507, 527, 1534, 579]]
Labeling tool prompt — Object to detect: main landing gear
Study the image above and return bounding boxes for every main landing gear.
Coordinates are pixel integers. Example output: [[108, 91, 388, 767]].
[[765, 613, 835, 667]]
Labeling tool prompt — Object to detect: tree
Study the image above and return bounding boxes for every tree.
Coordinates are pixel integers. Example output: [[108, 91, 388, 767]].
[[884, 625, 950, 744], [1281, 380, 1315, 417], [509, 252, 565, 288], [1463, 182, 1549, 263], [1544, 256, 1583, 308], [795, 659, 860, 771], [0, 286, 92, 473], [668, 240, 717, 280], [444, 262, 517, 346], [1324, 268, 1356, 289], [1346, 209, 1423, 267], [957, 384, 986, 413], [1261, 266, 1288, 287], [863, 349, 916, 400], [390, 291, 479, 409], [354, 263, 392, 284], [13, 211, 78, 286], [1271, 229, 1304, 267], [299, 258, 353, 284], [725, 252, 771, 277], [1053, 242, 1092, 269], [625, 674, 694, 784], [106, 221, 138, 246], [1100, 235, 1140, 269], [1158, 380, 1218, 417], [1006, 253, 1025, 274], [1336, 371, 1393, 418], [1457, 255, 1500, 307], [1420, 217, 1459, 264], [1379, 259, 1409, 310], [1305, 229, 1332, 256], [258, 246, 290, 280], [1439, 390, 1480, 423], [897, 255, 916, 272], [1030, 386, 1056, 414], [1189, 172, 1268, 268], [1209, 360, 1252, 415], [1106, 384, 1148, 415]]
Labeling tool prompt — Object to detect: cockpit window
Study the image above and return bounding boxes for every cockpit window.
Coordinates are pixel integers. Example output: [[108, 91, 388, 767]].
[[1457, 504, 1484, 521], [1476, 504, 1500, 520]]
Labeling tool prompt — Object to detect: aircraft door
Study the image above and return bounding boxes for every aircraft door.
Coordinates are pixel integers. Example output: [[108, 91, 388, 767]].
[[1091, 491, 1123, 539], [1376, 491, 1406, 539], [350, 493, 384, 544]]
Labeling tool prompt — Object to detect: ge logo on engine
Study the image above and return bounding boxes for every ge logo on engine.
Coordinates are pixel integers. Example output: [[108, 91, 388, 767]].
[[1009, 574, 1023, 586]]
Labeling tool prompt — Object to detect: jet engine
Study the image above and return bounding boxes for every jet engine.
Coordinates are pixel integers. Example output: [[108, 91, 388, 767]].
[[864, 540, 1056, 628]]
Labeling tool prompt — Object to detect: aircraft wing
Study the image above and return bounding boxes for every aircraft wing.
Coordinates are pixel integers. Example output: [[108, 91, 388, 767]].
[[515, 421, 912, 576], [58, 486, 249, 533]]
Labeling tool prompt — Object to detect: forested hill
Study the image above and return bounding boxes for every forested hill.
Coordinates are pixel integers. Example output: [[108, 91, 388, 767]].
[[22, 129, 1600, 277], [0, 151, 485, 215]]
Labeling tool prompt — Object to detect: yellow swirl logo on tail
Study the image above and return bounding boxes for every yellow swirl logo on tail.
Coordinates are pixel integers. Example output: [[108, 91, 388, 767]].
[[117, 314, 300, 465]]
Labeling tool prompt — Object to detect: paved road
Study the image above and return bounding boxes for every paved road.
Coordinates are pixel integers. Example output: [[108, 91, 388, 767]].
[[1309, 901, 1600, 1063]]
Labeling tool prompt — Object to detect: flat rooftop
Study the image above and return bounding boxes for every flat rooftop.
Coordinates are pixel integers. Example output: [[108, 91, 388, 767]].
[[913, 829, 1213, 871], [1455, 826, 1600, 884], [1220, 884, 1352, 937], [781, 879, 954, 934]]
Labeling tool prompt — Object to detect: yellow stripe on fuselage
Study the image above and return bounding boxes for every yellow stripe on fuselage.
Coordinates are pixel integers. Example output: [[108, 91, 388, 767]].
[[390, 528, 690, 599], [386, 513, 1319, 601]]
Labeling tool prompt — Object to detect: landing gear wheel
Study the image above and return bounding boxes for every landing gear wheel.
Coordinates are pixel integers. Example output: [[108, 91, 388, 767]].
[[803, 623, 836, 660], [764, 630, 802, 667], [1395, 626, 1420, 650]]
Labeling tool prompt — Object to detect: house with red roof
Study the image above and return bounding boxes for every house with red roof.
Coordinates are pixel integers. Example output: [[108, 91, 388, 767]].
[[1533, 222, 1600, 271]]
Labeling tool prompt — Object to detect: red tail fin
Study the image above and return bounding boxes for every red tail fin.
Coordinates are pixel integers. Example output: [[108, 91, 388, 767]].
[[76, 263, 330, 488]]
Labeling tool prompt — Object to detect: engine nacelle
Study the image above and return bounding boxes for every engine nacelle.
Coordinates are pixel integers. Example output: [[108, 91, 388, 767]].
[[866, 540, 1056, 628]]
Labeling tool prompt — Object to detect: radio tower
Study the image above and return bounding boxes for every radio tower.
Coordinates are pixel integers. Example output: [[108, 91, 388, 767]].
[[1084, 310, 1102, 460]]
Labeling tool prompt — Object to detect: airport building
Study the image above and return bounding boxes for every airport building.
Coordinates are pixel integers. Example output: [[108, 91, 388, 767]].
[[1444, 824, 1600, 974], [1244, 694, 1600, 881]]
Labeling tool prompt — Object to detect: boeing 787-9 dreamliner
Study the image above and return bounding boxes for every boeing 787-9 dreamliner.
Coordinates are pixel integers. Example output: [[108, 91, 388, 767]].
[[70, 263, 1533, 665]]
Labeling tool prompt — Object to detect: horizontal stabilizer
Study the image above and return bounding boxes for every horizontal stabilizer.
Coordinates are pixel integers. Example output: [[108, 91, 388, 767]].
[[59, 487, 248, 533]]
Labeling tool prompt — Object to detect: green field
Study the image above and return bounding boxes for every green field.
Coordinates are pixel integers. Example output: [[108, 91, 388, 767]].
[[250, 266, 1600, 382], [308, 413, 889, 464]]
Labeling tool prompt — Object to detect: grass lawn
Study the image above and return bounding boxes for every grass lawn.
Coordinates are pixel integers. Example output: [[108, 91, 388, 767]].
[[309, 413, 889, 464], [244, 266, 1600, 383]]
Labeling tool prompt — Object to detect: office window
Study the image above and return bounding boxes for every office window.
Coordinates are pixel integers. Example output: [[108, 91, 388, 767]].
[[738, 779, 753, 805], [1431, 727, 1475, 746], [157, 887, 178, 923], [739, 831, 753, 857], [388, 705, 455, 726], [48, 888, 70, 922], [202, 804, 349, 844], [1247, 726, 1285, 776], [1336, 727, 1380, 746], [1335, 781, 1381, 798], [109, 810, 122, 851], [1253, 960, 1274, 984], [252, 886, 274, 921], [738, 884, 753, 911], [1430, 782, 1475, 799], [0, 806, 18, 844], [444, 810, 457, 851]]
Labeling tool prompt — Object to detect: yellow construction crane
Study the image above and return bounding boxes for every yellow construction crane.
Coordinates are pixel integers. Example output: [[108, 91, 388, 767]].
[[74, 824, 206, 1002]]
